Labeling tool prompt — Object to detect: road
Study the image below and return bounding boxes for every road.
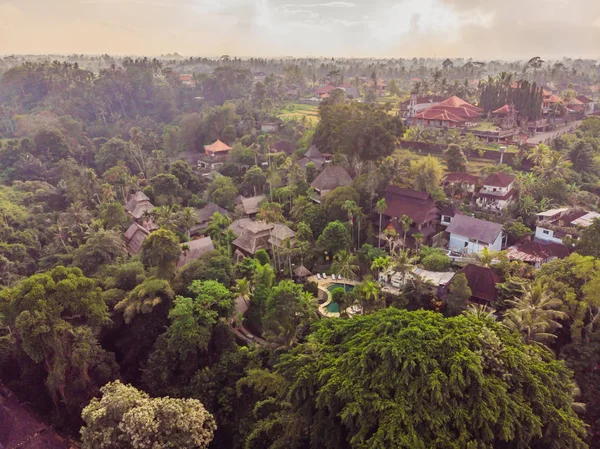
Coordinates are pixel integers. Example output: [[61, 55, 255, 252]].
[[526, 121, 581, 146]]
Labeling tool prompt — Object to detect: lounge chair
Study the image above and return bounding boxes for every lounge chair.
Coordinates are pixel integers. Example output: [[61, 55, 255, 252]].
[[317, 273, 321, 280], [331, 274, 335, 280], [322, 273, 327, 279], [338, 274, 343, 280]]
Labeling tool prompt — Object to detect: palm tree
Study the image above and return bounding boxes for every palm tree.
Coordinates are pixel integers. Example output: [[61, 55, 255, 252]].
[[361, 279, 383, 311], [399, 215, 413, 248], [463, 304, 497, 320], [342, 200, 357, 245], [392, 249, 418, 286], [527, 144, 551, 168], [235, 278, 252, 309], [331, 250, 359, 291], [371, 256, 393, 283], [178, 207, 196, 239], [375, 198, 387, 248], [474, 247, 499, 267], [503, 284, 568, 346], [539, 152, 572, 180]]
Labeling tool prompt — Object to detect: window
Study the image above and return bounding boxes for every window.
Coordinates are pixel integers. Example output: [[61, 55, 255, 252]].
[[542, 229, 550, 235], [464, 241, 469, 248]]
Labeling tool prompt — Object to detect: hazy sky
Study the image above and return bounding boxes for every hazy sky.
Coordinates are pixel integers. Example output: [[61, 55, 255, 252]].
[[1, 0, 599, 58]]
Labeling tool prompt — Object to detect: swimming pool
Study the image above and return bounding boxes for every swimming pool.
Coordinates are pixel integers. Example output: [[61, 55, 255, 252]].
[[325, 301, 340, 313], [327, 283, 355, 292]]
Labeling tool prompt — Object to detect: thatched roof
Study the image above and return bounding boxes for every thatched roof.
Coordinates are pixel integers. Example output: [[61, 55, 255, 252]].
[[310, 165, 352, 193], [293, 265, 311, 278], [177, 237, 216, 268]]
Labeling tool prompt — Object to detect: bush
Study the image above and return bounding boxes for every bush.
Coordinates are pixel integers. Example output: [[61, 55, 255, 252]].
[[421, 252, 451, 272]]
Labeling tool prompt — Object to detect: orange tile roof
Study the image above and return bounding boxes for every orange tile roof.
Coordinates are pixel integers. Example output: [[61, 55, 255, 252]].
[[204, 139, 232, 153], [414, 108, 466, 123], [437, 96, 483, 112], [492, 104, 517, 115], [544, 95, 562, 104]]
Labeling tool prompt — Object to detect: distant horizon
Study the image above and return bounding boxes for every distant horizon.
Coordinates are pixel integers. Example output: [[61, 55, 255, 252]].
[[1, 54, 599, 63], [1, 0, 599, 59]]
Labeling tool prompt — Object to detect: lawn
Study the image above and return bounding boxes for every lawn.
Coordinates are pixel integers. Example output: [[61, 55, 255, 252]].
[[469, 121, 499, 132], [276, 103, 320, 124]]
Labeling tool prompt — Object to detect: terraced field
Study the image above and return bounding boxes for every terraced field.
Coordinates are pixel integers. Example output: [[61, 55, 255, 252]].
[[277, 103, 320, 123]]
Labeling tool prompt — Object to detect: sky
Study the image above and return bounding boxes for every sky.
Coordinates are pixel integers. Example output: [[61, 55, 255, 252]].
[[0, 0, 599, 59]]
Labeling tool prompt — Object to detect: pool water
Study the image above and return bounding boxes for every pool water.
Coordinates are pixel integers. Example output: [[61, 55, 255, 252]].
[[325, 283, 354, 314], [327, 283, 355, 292], [325, 301, 340, 313]]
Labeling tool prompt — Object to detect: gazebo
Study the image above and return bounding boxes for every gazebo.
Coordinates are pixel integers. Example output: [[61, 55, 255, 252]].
[[293, 265, 311, 281]]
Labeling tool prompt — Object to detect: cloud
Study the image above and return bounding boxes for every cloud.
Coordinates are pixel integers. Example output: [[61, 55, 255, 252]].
[[0, 0, 599, 58]]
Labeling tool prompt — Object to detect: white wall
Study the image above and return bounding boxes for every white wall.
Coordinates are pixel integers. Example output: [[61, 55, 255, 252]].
[[480, 181, 514, 195], [535, 226, 564, 244], [449, 232, 503, 254]]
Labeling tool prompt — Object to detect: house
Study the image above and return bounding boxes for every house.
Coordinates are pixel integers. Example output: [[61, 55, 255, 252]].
[[0, 383, 77, 449], [506, 240, 570, 268], [125, 191, 155, 220], [253, 72, 267, 83], [446, 215, 504, 255], [492, 104, 517, 117], [271, 140, 297, 156], [453, 264, 501, 305], [229, 219, 274, 257], [310, 165, 353, 202], [411, 96, 483, 128], [177, 237, 216, 268], [259, 122, 281, 133], [535, 208, 600, 244], [268, 223, 296, 249], [179, 74, 195, 86], [443, 172, 479, 196], [239, 195, 265, 217], [204, 139, 232, 158], [381, 186, 440, 247], [190, 202, 230, 235], [124, 222, 151, 256], [401, 95, 443, 118], [475, 172, 516, 211], [575, 95, 595, 115], [438, 203, 462, 227], [298, 144, 330, 170], [391, 267, 454, 296], [542, 94, 563, 113]]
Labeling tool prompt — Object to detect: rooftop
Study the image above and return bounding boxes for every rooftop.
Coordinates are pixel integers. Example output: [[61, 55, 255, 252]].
[[204, 139, 232, 153], [482, 172, 515, 188], [446, 215, 503, 244], [178, 237, 216, 268], [310, 165, 353, 193], [460, 264, 501, 303], [383, 185, 439, 225]]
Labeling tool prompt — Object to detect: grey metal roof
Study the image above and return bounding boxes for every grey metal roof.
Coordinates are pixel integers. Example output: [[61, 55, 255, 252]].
[[446, 215, 503, 244]]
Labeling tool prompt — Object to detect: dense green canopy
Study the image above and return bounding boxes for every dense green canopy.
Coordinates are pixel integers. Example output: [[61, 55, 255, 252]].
[[244, 309, 588, 449]]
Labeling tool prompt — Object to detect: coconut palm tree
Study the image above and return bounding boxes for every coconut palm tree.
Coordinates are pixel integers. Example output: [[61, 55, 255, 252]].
[[371, 255, 393, 283], [463, 304, 497, 320], [527, 144, 551, 168], [235, 278, 252, 309], [392, 249, 418, 286], [375, 198, 387, 248], [503, 284, 568, 346], [361, 279, 383, 311], [342, 200, 358, 245], [399, 215, 413, 248], [538, 152, 572, 180], [331, 250, 359, 290], [178, 207, 197, 239]]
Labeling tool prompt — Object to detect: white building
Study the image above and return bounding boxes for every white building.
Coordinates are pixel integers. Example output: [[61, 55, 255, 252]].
[[535, 208, 600, 244], [446, 215, 504, 255], [475, 172, 517, 212]]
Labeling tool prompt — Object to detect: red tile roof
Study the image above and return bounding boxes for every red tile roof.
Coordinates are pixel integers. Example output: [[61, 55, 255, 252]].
[[316, 85, 337, 95], [460, 264, 501, 303], [179, 74, 193, 82], [506, 240, 570, 264], [437, 96, 483, 112], [544, 95, 562, 104], [204, 139, 232, 153], [414, 108, 466, 123], [482, 172, 515, 188], [492, 104, 517, 115]]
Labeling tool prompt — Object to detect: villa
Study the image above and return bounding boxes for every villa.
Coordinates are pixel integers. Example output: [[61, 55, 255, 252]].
[[475, 172, 516, 212], [446, 215, 504, 255]]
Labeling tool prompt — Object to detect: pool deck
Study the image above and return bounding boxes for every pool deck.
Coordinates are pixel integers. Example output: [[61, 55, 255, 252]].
[[309, 276, 359, 318]]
